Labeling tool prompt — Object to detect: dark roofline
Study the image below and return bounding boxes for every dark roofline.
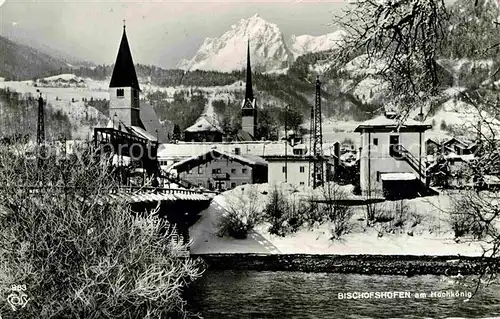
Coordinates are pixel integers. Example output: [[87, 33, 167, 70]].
[[264, 155, 330, 161], [109, 26, 141, 91], [245, 39, 254, 102], [354, 124, 432, 133], [172, 149, 267, 173], [443, 137, 469, 147]]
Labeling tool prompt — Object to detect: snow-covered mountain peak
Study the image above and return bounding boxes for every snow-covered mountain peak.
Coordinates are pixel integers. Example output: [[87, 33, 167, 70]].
[[178, 15, 292, 72], [178, 15, 346, 73]]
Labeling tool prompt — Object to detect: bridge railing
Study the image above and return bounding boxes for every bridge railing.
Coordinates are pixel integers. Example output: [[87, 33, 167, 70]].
[[114, 186, 219, 196], [0, 185, 218, 197]]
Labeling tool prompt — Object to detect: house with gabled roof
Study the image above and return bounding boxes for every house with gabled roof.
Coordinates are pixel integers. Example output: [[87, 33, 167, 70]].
[[442, 137, 478, 156], [184, 116, 224, 142], [157, 140, 295, 169], [170, 149, 267, 191]]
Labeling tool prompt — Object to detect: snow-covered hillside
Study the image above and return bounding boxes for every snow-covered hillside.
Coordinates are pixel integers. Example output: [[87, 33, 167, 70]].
[[178, 14, 346, 72], [0, 75, 110, 139]]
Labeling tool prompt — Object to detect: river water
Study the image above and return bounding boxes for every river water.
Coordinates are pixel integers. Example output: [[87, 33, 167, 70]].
[[187, 271, 500, 319]]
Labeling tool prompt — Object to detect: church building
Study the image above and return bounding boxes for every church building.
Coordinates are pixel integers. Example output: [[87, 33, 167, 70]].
[[240, 39, 257, 140], [107, 23, 167, 143]]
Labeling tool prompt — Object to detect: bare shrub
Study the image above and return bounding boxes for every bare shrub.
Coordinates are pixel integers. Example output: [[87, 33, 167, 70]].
[[393, 199, 411, 228], [449, 191, 492, 240], [373, 210, 395, 224], [302, 196, 323, 229], [363, 187, 384, 226], [372, 200, 421, 235], [0, 143, 203, 318], [264, 185, 288, 236], [264, 186, 305, 236], [320, 183, 355, 240], [218, 185, 263, 239]]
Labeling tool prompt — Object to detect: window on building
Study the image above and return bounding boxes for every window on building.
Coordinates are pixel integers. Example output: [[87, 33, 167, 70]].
[[231, 168, 236, 174], [133, 90, 138, 98], [212, 169, 216, 174], [373, 138, 378, 146], [282, 166, 286, 173], [294, 149, 302, 155], [300, 182, 305, 186], [389, 135, 400, 157], [231, 182, 237, 189], [116, 89, 124, 97], [376, 171, 380, 182], [242, 168, 248, 174], [234, 148, 241, 155], [299, 166, 305, 173], [198, 167, 203, 174]]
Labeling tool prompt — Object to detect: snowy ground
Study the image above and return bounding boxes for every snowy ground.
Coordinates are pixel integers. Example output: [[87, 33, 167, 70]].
[[190, 184, 490, 256]]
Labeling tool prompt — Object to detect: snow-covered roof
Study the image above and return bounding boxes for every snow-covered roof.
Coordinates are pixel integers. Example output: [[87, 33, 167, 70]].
[[104, 101, 166, 143], [426, 138, 440, 145], [445, 153, 475, 161], [234, 130, 254, 141], [158, 141, 294, 159], [139, 101, 168, 143], [130, 126, 157, 142], [443, 137, 477, 150], [171, 149, 267, 172], [380, 172, 417, 181], [354, 115, 432, 132], [293, 144, 308, 150], [265, 155, 329, 162], [109, 191, 208, 203], [483, 175, 500, 185], [185, 117, 223, 133], [42, 74, 84, 82]]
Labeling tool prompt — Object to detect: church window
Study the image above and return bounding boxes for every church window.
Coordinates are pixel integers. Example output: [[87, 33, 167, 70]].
[[117, 89, 124, 97]]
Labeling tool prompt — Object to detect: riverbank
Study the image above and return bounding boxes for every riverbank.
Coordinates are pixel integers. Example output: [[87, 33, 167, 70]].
[[189, 185, 489, 256], [188, 184, 500, 275], [192, 253, 499, 276]]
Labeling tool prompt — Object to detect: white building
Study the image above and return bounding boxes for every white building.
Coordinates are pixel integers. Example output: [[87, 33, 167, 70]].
[[355, 112, 432, 198], [157, 141, 294, 171], [265, 155, 330, 188]]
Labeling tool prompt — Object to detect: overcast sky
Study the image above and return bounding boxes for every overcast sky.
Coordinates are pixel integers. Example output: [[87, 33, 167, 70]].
[[0, 0, 348, 68]]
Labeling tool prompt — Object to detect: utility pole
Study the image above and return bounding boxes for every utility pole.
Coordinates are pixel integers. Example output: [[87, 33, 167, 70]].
[[309, 99, 314, 187], [36, 90, 45, 146], [309, 76, 324, 188], [36, 90, 46, 185]]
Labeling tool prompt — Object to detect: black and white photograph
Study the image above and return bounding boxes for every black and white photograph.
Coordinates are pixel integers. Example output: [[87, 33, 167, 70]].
[[1, 0, 500, 317]]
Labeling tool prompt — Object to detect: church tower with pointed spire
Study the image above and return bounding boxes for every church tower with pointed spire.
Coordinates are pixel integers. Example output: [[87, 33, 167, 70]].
[[109, 23, 143, 128], [241, 39, 257, 138]]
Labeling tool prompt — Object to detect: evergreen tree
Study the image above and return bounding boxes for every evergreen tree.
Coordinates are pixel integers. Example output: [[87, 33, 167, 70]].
[[172, 124, 181, 141]]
